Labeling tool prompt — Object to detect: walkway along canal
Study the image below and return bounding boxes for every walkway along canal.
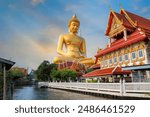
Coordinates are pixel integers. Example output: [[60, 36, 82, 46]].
[[38, 82, 150, 99]]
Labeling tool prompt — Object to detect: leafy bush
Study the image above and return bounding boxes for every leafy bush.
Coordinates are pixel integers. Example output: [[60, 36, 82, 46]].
[[8, 69, 25, 80], [50, 69, 76, 82]]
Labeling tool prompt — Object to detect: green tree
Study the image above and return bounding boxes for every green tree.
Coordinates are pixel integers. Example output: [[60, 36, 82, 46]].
[[50, 69, 77, 82], [50, 70, 61, 82], [8, 69, 25, 80], [36, 61, 57, 81], [61, 69, 76, 82], [85, 69, 94, 73]]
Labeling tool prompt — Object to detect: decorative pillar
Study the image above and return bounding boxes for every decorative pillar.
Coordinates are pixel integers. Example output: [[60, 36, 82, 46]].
[[123, 78, 126, 94], [146, 71, 150, 81], [138, 70, 142, 82], [86, 78, 88, 90], [131, 72, 134, 82], [3, 64, 6, 100], [97, 80, 100, 91], [123, 30, 127, 41], [143, 47, 148, 65], [120, 75, 124, 96], [109, 38, 112, 47]]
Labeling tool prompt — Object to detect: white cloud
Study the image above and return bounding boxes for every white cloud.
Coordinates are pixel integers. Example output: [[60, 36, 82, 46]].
[[65, 4, 81, 13], [132, 1, 150, 14], [0, 24, 65, 70], [1, 0, 110, 69], [64, 1, 108, 59], [140, 6, 150, 13], [31, 0, 45, 6], [8, 4, 16, 9], [0, 35, 54, 70]]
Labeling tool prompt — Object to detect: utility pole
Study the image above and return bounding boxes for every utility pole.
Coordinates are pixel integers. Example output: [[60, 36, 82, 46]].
[[3, 64, 6, 100]]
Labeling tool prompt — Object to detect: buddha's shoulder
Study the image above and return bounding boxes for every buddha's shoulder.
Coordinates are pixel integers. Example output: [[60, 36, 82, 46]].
[[59, 34, 85, 41], [59, 34, 70, 38], [76, 35, 85, 41]]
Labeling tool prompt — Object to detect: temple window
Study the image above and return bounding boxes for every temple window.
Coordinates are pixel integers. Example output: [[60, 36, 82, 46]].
[[119, 55, 122, 62], [105, 60, 108, 66], [138, 49, 144, 58], [131, 52, 136, 60], [101, 61, 104, 67], [114, 57, 117, 64], [124, 54, 128, 61], [109, 58, 112, 64]]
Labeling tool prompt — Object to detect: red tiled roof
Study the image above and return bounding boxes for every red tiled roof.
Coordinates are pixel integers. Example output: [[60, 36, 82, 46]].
[[11, 67, 28, 76], [106, 9, 150, 35], [124, 10, 150, 30], [89, 64, 100, 69], [143, 28, 150, 37], [95, 29, 146, 57], [114, 12, 133, 29], [106, 10, 135, 35], [83, 67, 131, 77]]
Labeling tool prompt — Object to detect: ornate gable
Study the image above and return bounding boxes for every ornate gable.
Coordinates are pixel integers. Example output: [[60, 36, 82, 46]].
[[120, 8, 137, 28], [108, 16, 125, 37], [105, 9, 125, 38]]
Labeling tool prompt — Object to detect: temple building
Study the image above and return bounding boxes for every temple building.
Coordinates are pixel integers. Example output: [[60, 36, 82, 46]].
[[83, 8, 150, 82]]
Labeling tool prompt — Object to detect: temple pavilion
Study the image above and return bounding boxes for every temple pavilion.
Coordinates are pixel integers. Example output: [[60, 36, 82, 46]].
[[83, 8, 150, 82]]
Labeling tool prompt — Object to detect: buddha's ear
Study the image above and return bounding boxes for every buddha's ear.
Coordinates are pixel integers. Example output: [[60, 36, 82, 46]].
[[68, 29, 70, 33]]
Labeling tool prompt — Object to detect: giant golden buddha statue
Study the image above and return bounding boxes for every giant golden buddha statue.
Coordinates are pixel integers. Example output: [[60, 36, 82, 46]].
[[53, 15, 94, 67]]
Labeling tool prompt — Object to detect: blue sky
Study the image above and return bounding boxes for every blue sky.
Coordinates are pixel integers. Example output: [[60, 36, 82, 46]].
[[0, 0, 150, 70]]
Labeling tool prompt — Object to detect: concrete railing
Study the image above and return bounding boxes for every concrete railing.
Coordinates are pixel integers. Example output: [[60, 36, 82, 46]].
[[47, 82, 120, 92], [38, 82, 49, 88], [125, 83, 150, 93], [38, 82, 150, 96]]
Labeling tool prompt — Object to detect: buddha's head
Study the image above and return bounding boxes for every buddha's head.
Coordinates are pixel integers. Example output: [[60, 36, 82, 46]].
[[68, 15, 80, 34]]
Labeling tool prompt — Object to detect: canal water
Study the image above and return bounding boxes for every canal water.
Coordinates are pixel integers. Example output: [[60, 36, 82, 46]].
[[13, 85, 108, 100]]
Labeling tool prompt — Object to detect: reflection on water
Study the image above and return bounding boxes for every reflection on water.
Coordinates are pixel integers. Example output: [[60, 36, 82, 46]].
[[13, 86, 108, 100]]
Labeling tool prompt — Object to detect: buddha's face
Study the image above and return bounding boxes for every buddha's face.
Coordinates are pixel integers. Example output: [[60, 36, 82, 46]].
[[69, 21, 79, 34]]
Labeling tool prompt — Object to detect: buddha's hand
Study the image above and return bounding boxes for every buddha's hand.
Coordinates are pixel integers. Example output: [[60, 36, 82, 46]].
[[71, 55, 76, 58], [80, 55, 85, 58], [65, 54, 76, 58]]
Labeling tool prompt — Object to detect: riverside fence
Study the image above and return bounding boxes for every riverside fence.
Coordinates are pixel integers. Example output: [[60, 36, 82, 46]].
[[38, 81, 150, 99]]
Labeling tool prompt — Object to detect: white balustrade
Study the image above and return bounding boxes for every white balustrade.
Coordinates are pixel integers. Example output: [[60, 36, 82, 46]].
[[125, 83, 150, 93], [38, 82, 150, 97]]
